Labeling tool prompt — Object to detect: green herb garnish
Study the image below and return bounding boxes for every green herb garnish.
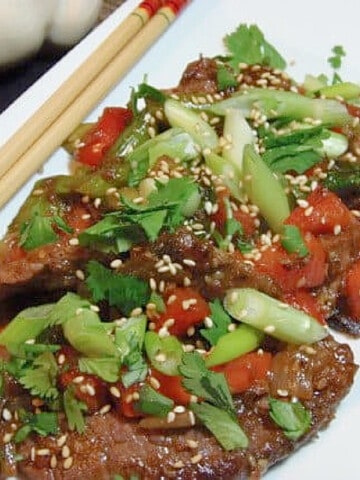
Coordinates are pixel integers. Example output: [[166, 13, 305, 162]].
[[269, 397, 312, 440]]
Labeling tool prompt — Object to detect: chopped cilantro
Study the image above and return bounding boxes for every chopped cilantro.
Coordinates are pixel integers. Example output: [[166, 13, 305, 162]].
[[190, 402, 248, 450], [179, 352, 235, 417], [63, 387, 87, 433], [131, 82, 166, 113], [200, 299, 231, 346], [269, 397, 312, 440], [19, 212, 73, 251], [217, 64, 238, 90], [86, 260, 150, 316], [148, 291, 166, 313], [14, 412, 59, 443], [19, 352, 59, 400], [261, 126, 330, 174], [224, 24, 286, 71], [115, 315, 148, 388], [79, 357, 121, 383], [281, 225, 309, 257], [328, 45, 346, 84], [79, 178, 199, 254]]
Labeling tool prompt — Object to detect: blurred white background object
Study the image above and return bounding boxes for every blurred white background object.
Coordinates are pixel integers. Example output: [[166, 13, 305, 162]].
[[0, 0, 103, 68]]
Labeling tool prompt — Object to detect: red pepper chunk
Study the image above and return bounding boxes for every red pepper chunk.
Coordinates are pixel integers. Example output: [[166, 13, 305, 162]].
[[152, 287, 210, 336], [255, 233, 327, 291], [75, 107, 133, 167], [345, 259, 360, 321], [212, 351, 273, 394], [150, 369, 192, 405], [286, 187, 352, 235]]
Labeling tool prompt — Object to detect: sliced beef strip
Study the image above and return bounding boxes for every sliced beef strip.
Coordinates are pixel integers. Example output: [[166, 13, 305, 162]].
[[1, 336, 355, 480]]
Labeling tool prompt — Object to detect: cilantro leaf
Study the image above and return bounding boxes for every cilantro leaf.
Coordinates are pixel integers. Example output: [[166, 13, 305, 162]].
[[269, 397, 312, 440], [19, 212, 73, 251], [190, 402, 248, 450], [217, 64, 238, 90], [179, 352, 235, 417], [281, 225, 309, 257], [19, 352, 59, 400], [19, 213, 57, 251], [14, 412, 59, 443], [115, 315, 148, 388], [79, 357, 121, 383], [328, 45, 346, 84], [224, 24, 286, 71], [200, 299, 231, 346], [63, 387, 87, 433], [86, 260, 150, 316]]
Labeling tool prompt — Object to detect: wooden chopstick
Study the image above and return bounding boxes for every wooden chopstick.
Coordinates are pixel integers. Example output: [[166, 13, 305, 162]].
[[0, 0, 190, 208]]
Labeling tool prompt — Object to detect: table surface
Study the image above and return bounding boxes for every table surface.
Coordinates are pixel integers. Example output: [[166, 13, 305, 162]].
[[0, 0, 126, 113]]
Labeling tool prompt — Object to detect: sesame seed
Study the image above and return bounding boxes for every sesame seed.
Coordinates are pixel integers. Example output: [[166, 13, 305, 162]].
[[132, 196, 145, 204], [131, 307, 142, 317], [149, 278, 157, 291], [99, 404, 111, 415], [204, 317, 213, 328], [304, 206, 314, 217], [90, 305, 100, 312], [2, 408, 12, 421], [183, 258, 196, 267], [173, 460, 185, 469], [297, 199, 309, 208], [158, 326, 170, 338], [57, 434, 68, 447], [68, 238, 79, 246], [93, 198, 102, 209], [73, 375, 84, 384], [149, 376, 161, 390], [132, 392, 140, 401], [189, 395, 198, 404], [191, 453, 203, 464], [3, 432, 13, 443], [173, 405, 186, 414], [167, 412, 176, 423], [30, 446, 36, 461], [187, 326, 195, 337], [32, 188, 44, 196], [63, 456, 73, 470], [277, 389, 289, 397], [110, 259, 123, 269], [62, 445, 71, 458], [157, 265, 170, 273], [159, 280, 165, 292], [186, 439, 199, 449], [110, 386, 121, 398], [58, 353, 67, 365], [75, 269, 85, 281], [333, 224, 342, 235], [228, 323, 236, 332], [50, 454, 57, 468], [182, 298, 197, 310]]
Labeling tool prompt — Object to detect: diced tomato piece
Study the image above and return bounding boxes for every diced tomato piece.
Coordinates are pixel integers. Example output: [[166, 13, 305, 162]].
[[286, 187, 352, 235], [75, 107, 133, 167], [255, 233, 327, 291], [282, 289, 326, 325], [345, 259, 360, 320], [150, 369, 192, 405], [212, 351, 273, 394], [58, 369, 109, 413], [152, 287, 210, 337]]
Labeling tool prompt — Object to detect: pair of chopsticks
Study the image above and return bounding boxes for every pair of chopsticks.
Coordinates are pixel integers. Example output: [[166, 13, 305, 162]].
[[0, 0, 190, 208]]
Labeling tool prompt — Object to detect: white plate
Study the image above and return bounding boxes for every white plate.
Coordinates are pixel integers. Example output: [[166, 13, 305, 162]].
[[0, 1, 359, 479]]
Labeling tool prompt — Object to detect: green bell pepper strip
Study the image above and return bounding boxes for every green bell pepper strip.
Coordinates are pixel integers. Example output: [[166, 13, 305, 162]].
[[205, 323, 264, 368]]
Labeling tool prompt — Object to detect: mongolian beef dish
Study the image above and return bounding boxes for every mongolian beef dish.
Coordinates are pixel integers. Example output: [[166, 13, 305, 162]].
[[0, 23, 359, 479]]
